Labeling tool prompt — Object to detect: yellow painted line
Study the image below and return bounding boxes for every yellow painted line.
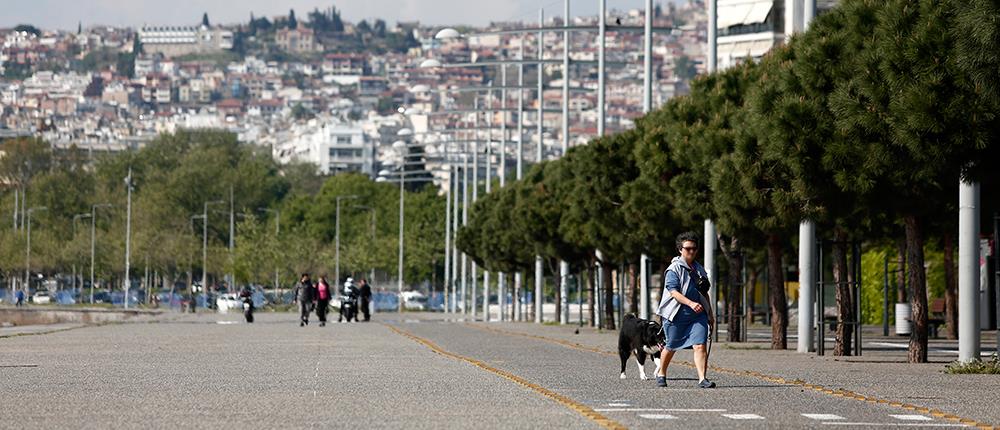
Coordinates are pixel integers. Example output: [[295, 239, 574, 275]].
[[383, 323, 626, 430], [467, 323, 998, 430]]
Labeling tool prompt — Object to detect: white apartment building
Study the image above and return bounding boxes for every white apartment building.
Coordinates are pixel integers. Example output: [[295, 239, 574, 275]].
[[274, 118, 373, 176], [716, 0, 838, 69], [138, 25, 234, 57]]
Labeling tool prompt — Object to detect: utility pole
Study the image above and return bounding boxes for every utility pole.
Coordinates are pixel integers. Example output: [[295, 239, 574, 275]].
[[228, 185, 234, 293], [124, 168, 133, 309]]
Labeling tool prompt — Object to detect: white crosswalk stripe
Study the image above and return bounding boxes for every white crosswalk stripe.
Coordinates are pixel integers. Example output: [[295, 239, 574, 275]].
[[802, 413, 846, 420], [723, 413, 765, 420], [890, 414, 933, 421], [638, 414, 677, 420]]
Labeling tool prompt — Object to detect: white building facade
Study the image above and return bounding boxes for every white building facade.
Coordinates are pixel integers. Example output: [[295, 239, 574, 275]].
[[274, 119, 373, 176]]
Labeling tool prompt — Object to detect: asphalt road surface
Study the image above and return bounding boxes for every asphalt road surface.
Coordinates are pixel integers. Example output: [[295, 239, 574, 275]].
[[0, 312, 987, 429]]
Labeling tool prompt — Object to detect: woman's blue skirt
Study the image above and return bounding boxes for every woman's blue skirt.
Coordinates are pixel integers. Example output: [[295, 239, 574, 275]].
[[663, 307, 709, 351]]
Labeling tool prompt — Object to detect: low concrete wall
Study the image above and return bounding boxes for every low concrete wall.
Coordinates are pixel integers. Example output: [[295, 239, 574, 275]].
[[0, 307, 163, 326]]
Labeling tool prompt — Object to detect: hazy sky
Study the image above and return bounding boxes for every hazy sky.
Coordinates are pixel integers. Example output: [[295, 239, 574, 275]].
[[0, 1, 682, 31]]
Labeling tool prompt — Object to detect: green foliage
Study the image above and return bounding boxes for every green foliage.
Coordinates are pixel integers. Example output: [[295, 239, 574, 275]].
[[946, 355, 1000, 374]]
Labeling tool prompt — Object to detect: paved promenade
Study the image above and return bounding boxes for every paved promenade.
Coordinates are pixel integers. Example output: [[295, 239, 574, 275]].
[[0, 311, 996, 429]]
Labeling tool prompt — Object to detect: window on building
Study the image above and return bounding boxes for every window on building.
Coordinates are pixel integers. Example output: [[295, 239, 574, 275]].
[[328, 148, 363, 159]]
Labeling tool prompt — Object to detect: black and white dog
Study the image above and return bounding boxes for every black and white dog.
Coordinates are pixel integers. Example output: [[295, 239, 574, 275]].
[[618, 314, 664, 380]]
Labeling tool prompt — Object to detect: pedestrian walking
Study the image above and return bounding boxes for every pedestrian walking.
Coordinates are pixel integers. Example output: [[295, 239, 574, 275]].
[[315, 276, 332, 327], [14, 289, 25, 307], [654, 231, 716, 388], [293, 274, 316, 327], [358, 278, 372, 321]]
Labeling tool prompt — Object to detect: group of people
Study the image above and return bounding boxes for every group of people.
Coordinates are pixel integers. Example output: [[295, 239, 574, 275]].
[[292, 274, 372, 327]]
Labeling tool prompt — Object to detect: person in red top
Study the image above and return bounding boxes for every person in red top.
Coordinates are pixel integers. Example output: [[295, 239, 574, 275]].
[[315, 276, 332, 327]]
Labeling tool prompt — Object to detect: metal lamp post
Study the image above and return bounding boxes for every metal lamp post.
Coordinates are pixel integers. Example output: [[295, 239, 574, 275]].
[[124, 168, 133, 309]]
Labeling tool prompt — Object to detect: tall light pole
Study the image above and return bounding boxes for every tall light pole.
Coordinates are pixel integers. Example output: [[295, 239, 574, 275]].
[[558, 0, 573, 326], [535, 7, 545, 324], [335, 194, 360, 285], [227, 185, 235, 293], [640, 0, 653, 320], [257, 208, 280, 303], [25, 206, 47, 295], [705, 0, 719, 341], [90, 203, 112, 304], [124, 168, 133, 309], [444, 158, 453, 313]]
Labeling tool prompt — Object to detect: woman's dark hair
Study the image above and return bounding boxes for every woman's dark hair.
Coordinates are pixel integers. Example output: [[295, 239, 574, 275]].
[[675, 231, 700, 252]]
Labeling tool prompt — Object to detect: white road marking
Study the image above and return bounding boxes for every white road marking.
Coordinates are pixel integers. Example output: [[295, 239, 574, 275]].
[[722, 414, 765, 420], [890, 415, 933, 421], [607, 403, 631, 407], [215, 321, 239, 325], [803, 414, 846, 421], [594, 408, 726, 412], [638, 414, 677, 420], [822, 423, 966, 427]]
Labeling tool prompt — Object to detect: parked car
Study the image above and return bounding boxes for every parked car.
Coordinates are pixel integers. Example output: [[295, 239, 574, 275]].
[[32, 291, 51, 304], [215, 294, 243, 312], [92, 291, 112, 304]]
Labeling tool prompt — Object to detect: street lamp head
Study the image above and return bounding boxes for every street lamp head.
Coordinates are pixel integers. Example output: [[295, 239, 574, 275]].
[[392, 140, 408, 149], [375, 177, 388, 183], [419, 58, 442, 68], [378, 169, 392, 177], [397, 128, 413, 136], [434, 28, 461, 40]]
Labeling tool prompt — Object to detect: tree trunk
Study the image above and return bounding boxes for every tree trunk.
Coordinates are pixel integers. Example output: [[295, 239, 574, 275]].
[[767, 234, 788, 350], [602, 263, 615, 330], [726, 246, 743, 342], [832, 231, 854, 356], [586, 264, 595, 327], [905, 215, 929, 363], [718, 236, 743, 342], [628, 262, 639, 315], [746, 267, 759, 326], [943, 232, 958, 340], [896, 239, 907, 303]]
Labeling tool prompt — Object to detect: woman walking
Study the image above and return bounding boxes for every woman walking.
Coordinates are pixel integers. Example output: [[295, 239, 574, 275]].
[[655, 231, 716, 388], [315, 276, 332, 327]]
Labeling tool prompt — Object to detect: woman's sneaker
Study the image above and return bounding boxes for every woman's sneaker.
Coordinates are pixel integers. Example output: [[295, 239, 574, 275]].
[[656, 376, 667, 387], [698, 379, 716, 388]]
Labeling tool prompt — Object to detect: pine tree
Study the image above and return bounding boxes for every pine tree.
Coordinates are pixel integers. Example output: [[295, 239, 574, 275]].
[[288, 9, 297, 30], [827, 0, 995, 363], [202, 12, 210, 27]]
